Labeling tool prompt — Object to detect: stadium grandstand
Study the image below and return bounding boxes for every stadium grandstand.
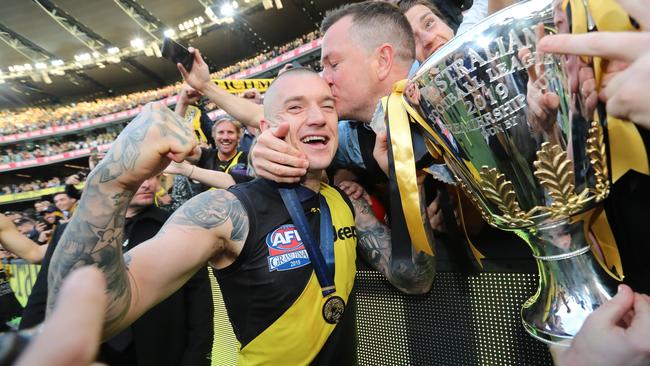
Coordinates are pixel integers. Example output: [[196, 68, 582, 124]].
[[0, 0, 332, 211]]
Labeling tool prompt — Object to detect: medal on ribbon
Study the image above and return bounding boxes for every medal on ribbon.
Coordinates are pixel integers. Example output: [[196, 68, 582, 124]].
[[278, 185, 344, 324]]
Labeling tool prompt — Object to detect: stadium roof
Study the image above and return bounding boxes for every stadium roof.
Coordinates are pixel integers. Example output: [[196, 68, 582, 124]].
[[0, 0, 351, 109]]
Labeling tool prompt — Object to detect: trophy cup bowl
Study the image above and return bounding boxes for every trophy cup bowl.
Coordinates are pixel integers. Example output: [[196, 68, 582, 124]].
[[404, 0, 621, 345]]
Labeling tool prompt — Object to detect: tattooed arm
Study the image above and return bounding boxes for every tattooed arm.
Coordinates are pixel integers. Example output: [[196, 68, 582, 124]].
[[46, 102, 248, 338], [342, 181, 436, 295], [117, 189, 248, 333]]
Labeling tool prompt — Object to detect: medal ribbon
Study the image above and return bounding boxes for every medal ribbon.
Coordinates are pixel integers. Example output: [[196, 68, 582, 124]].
[[278, 186, 336, 297]]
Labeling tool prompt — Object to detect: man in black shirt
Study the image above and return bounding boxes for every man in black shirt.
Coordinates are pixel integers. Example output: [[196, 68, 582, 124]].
[[192, 117, 251, 186]]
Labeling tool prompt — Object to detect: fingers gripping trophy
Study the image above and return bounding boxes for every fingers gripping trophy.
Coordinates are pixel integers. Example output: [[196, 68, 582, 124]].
[[402, 0, 626, 345]]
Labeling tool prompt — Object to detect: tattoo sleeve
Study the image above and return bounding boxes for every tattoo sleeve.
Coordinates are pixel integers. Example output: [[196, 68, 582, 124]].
[[46, 103, 196, 336], [161, 189, 249, 244], [47, 177, 134, 335], [353, 191, 437, 295]]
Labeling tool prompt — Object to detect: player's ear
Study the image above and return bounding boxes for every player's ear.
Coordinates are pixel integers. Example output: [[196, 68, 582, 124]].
[[259, 118, 272, 132]]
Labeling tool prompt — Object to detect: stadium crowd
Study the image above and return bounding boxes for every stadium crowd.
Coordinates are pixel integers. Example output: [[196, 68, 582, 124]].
[[0, 31, 320, 137], [2, 1, 650, 366], [0, 130, 117, 164], [1, 177, 63, 196]]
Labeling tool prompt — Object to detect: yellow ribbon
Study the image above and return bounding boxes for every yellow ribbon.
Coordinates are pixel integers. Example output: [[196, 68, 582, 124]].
[[386, 80, 433, 255], [563, 0, 650, 280], [392, 80, 486, 266], [386, 80, 488, 267], [591, 208, 625, 280], [456, 189, 486, 269], [589, 0, 649, 180], [570, 0, 650, 181], [212, 78, 274, 94]]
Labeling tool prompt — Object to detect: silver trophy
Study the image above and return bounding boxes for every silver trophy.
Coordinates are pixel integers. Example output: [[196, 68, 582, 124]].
[[403, 0, 622, 345]]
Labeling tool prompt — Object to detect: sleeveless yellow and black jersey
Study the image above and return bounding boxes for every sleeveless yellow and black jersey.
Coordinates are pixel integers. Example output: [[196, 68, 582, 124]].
[[198, 148, 247, 174], [217, 179, 358, 366]]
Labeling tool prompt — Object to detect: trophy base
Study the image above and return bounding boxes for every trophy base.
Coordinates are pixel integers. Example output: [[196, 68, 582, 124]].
[[517, 217, 621, 346]]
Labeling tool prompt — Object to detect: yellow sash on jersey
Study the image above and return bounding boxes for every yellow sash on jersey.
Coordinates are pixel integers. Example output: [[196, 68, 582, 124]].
[[224, 151, 244, 173], [238, 183, 357, 366]]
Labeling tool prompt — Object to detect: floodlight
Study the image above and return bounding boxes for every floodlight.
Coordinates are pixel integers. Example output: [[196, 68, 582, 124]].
[[221, 3, 235, 17], [131, 38, 144, 48]]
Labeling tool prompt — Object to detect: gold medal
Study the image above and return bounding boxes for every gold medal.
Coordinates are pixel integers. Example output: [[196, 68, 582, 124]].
[[322, 295, 345, 324]]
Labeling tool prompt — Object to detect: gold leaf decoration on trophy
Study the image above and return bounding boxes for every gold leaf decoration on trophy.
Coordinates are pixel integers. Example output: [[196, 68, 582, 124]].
[[586, 121, 609, 202], [533, 142, 589, 218], [478, 166, 534, 227], [457, 178, 495, 226]]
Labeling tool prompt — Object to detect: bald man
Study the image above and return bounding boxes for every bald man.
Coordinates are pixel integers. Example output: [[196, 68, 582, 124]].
[[47, 68, 435, 365]]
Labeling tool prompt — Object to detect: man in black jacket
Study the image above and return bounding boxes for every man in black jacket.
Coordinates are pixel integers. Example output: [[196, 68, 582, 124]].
[[20, 174, 214, 366]]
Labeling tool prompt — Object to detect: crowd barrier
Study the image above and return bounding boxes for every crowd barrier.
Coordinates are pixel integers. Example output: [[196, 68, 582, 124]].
[[5, 257, 552, 365], [0, 183, 85, 204]]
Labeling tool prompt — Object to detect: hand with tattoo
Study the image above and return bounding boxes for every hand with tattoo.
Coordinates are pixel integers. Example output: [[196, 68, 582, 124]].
[[47, 102, 199, 336], [97, 102, 200, 191]]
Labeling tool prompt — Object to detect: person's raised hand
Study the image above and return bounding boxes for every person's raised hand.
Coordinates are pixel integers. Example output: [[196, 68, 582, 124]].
[[426, 195, 447, 233], [64, 174, 80, 185], [551, 284, 650, 366], [372, 132, 389, 176], [251, 121, 308, 183], [241, 88, 262, 105], [178, 47, 212, 93], [16, 266, 107, 366], [520, 23, 560, 133], [178, 83, 202, 106], [95, 102, 199, 191], [37, 229, 52, 244], [164, 161, 193, 176], [338, 180, 366, 201], [35, 222, 47, 233], [538, 0, 650, 130]]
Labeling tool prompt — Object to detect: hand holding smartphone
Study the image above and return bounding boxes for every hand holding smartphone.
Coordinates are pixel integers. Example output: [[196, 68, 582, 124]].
[[161, 38, 194, 72]]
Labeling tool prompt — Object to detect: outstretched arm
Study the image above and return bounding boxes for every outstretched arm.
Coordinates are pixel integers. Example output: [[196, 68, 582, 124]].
[[178, 48, 264, 128], [46, 102, 246, 338], [0, 214, 47, 263], [165, 161, 236, 189], [341, 181, 436, 295]]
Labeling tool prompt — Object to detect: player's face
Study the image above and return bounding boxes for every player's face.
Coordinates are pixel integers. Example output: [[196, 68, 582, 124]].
[[270, 74, 339, 171]]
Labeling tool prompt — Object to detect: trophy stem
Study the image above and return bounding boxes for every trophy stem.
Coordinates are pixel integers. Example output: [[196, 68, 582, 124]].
[[517, 213, 620, 345]]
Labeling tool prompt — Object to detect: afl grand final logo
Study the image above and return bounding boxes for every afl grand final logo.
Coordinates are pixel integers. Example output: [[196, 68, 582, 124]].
[[265, 224, 311, 272]]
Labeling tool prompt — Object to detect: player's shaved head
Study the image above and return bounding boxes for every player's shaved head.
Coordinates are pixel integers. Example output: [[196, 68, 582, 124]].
[[263, 67, 323, 122]]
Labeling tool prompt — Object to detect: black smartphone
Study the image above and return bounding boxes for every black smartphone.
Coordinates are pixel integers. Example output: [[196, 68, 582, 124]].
[[161, 38, 194, 71]]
